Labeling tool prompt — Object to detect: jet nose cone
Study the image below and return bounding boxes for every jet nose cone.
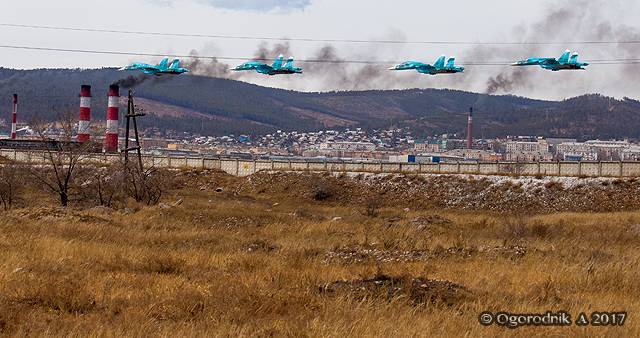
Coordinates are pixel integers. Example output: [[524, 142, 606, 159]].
[[388, 66, 398, 70]]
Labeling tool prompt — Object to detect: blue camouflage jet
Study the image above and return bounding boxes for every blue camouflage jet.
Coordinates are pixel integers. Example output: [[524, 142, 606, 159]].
[[231, 55, 303, 75], [389, 55, 464, 75], [121, 58, 189, 76], [512, 50, 589, 71]]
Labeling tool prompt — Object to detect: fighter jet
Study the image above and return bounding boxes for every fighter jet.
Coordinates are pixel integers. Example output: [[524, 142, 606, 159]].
[[389, 55, 464, 75], [121, 58, 189, 76], [162, 59, 189, 75], [231, 55, 303, 75], [512, 50, 589, 71]]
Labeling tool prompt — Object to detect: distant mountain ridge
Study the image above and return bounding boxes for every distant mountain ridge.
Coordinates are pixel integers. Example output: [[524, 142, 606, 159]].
[[1, 67, 639, 140]]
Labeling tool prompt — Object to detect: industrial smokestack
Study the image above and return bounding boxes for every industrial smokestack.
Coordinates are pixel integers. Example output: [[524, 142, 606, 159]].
[[104, 85, 119, 152], [78, 85, 91, 142], [11, 94, 17, 140], [466, 107, 473, 149]]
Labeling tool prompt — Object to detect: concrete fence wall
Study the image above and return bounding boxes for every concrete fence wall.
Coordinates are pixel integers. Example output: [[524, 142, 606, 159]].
[[3, 149, 640, 178]]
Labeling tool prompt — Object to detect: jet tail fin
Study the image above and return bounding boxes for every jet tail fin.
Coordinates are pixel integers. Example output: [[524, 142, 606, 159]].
[[446, 57, 456, 68], [569, 53, 579, 64], [169, 59, 181, 69], [158, 58, 170, 69], [434, 55, 446, 69], [272, 54, 284, 69], [558, 50, 571, 64], [284, 56, 294, 69]]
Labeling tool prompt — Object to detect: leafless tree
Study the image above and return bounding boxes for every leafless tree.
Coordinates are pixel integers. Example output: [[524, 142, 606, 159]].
[[0, 158, 23, 211], [29, 113, 97, 207]]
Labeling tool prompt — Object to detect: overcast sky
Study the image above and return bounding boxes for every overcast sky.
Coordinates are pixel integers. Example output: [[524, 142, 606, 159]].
[[1, 0, 639, 100]]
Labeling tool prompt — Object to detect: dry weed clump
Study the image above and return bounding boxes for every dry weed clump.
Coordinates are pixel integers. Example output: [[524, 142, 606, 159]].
[[2, 273, 97, 315], [141, 255, 187, 275]]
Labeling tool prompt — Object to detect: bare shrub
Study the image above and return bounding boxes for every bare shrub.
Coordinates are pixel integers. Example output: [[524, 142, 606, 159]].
[[123, 164, 172, 206], [310, 180, 334, 201], [502, 217, 529, 242], [76, 165, 128, 208], [74, 160, 176, 209], [364, 196, 382, 218], [0, 160, 24, 211], [530, 222, 552, 239], [502, 217, 555, 241], [544, 181, 564, 191]]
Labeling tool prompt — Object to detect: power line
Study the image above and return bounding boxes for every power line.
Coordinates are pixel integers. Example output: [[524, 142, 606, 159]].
[[1, 44, 640, 65], [2, 23, 640, 45]]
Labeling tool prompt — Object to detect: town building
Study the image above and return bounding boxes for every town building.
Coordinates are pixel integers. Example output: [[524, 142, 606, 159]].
[[585, 140, 630, 161], [622, 147, 640, 161], [443, 149, 503, 161], [413, 140, 442, 153], [505, 139, 553, 161], [556, 142, 598, 161], [319, 141, 376, 152]]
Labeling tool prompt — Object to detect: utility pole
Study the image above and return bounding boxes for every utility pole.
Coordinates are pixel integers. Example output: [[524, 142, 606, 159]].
[[123, 90, 145, 174]]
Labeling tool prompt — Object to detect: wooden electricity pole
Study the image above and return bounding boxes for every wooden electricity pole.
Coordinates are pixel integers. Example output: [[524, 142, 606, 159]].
[[123, 90, 145, 173]]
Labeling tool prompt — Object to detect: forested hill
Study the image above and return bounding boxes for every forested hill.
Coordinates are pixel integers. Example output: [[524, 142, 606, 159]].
[[1, 67, 639, 140]]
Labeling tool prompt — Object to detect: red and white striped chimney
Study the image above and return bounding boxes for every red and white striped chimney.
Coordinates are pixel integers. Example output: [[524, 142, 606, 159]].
[[104, 85, 119, 152], [78, 85, 91, 142], [11, 94, 17, 139]]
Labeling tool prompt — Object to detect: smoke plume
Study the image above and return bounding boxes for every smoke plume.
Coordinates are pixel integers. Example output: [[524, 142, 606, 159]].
[[112, 74, 152, 88], [184, 50, 238, 78], [478, 0, 640, 97], [485, 69, 529, 94], [253, 42, 293, 61]]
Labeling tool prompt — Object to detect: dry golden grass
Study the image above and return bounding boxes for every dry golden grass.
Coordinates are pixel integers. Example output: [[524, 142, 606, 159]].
[[0, 171, 639, 337]]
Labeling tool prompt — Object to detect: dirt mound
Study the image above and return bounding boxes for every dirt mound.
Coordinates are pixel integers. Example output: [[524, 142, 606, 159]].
[[324, 248, 431, 264], [173, 169, 235, 191], [9, 207, 116, 226], [209, 216, 268, 228], [244, 240, 279, 253], [477, 245, 527, 260], [242, 172, 640, 214], [320, 274, 471, 306], [324, 244, 528, 265]]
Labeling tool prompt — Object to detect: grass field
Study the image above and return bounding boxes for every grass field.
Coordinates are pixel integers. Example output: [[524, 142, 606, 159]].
[[0, 170, 638, 336]]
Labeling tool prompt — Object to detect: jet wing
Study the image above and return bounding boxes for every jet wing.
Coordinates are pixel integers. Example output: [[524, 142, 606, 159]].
[[416, 64, 436, 74], [255, 64, 277, 75], [536, 58, 559, 65]]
